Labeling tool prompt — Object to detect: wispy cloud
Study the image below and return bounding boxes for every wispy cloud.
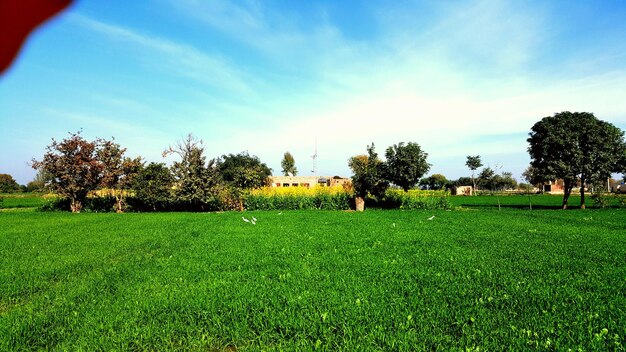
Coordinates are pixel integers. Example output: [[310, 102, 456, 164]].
[[69, 14, 254, 97], [167, 0, 376, 74]]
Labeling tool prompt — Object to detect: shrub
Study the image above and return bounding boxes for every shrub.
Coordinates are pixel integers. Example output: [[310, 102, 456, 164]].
[[39, 196, 117, 212], [245, 186, 351, 210], [591, 187, 610, 209], [380, 189, 452, 210]]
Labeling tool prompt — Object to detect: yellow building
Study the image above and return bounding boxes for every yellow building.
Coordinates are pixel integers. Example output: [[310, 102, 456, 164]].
[[269, 175, 351, 188]]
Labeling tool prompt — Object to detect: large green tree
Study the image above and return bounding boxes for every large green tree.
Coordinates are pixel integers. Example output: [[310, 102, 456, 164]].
[[132, 162, 174, 211], [163, 134, 220, 211], [218, 152, 272, 190], [32, 131, 102, 212], [528, 111, 626, 209], [281, 151, 297, 176], [348, 143, 388, 210], [217, 152, 272, 210], [0, 174, 21, 193], [465, 155, 482, 193], [477, 167, 495, 190], [384, 142, 431, 192]]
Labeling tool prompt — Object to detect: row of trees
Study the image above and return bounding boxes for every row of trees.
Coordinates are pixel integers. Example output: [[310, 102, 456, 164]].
[[24, 111, 626, 212], [0, 173, 49, 193], [419, 170, 519, 192], [347, 143, 520, 210], [32, 132, 271, 212], [346, 111, 626, 210], [463, 156, 519, 191]]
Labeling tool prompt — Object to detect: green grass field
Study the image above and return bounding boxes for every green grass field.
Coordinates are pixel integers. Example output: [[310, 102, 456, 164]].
[[0, 193, 48, 210], [1, 209, 625, 350]]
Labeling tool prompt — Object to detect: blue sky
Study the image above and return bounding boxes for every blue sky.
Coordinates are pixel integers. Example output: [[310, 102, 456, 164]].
[[2, 0, 626, 185]]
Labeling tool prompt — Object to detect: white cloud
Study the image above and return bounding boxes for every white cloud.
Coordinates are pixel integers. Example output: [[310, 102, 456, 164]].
[[69, 14, 254, 97]]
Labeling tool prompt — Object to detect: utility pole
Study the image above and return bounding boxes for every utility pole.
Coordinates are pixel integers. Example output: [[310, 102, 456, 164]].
[[311, 138, 318, 176]]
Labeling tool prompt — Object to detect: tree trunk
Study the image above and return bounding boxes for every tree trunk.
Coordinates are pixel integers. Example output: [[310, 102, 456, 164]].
[[115, 192, 124, 213], [355, 197, 365, 212], [580, 176, 586, 209], [562, 179, 573, 210], [471, 174, 476, 196], [70, 198, 82, 213]]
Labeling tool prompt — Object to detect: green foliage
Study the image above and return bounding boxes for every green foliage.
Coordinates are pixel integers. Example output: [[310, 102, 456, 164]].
[[217, 152, 272, 211], [419, 173, 448, 190], [348, 144, 388, 200], [478, 169, 518, 191], [384, 142, 431, 192], [382, 189, 452, 210], [2, 210, 625, 350], [450, 176, 472, 187], [218, 152, 272, 190], [0, 174, 21, 193], [280, 151, 297, 176], [591, 182, 610, 209], [39, 196, 116, 212], [97, 138, 144, 212], [591, 193, 610, 209], [164, 134, 221, 211], [446, 194, 622, 209], [528, 111, 626, 209], [618, 195, 626, 208], [245, 192, 351, 210], [465, 155, 483, 191], [25, 170, 52, 193], [522, 165, 542, 187], [465, 155, 483, 171], [131, 162, 174, 211]]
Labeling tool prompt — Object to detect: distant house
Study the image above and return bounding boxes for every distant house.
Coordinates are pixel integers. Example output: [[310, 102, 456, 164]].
[[451, 185, 472, 196], [543, 180, 565, 194], [268, 175, 351, 189], [610, 180, 626, 193]]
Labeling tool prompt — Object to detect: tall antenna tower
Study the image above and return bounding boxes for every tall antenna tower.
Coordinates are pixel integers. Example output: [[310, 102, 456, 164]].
[[311, 138, 318, 176]]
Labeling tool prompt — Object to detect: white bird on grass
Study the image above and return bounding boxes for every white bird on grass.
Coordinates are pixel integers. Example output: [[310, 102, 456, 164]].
[[427, 215, 435, 221], [251, 219, 256, 225], [242, 217, 250, 223], [252, 217, 257, 222]]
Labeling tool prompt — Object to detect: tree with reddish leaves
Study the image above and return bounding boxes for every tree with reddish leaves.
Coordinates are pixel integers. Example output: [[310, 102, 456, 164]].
[[32, 131, 103, 213]]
